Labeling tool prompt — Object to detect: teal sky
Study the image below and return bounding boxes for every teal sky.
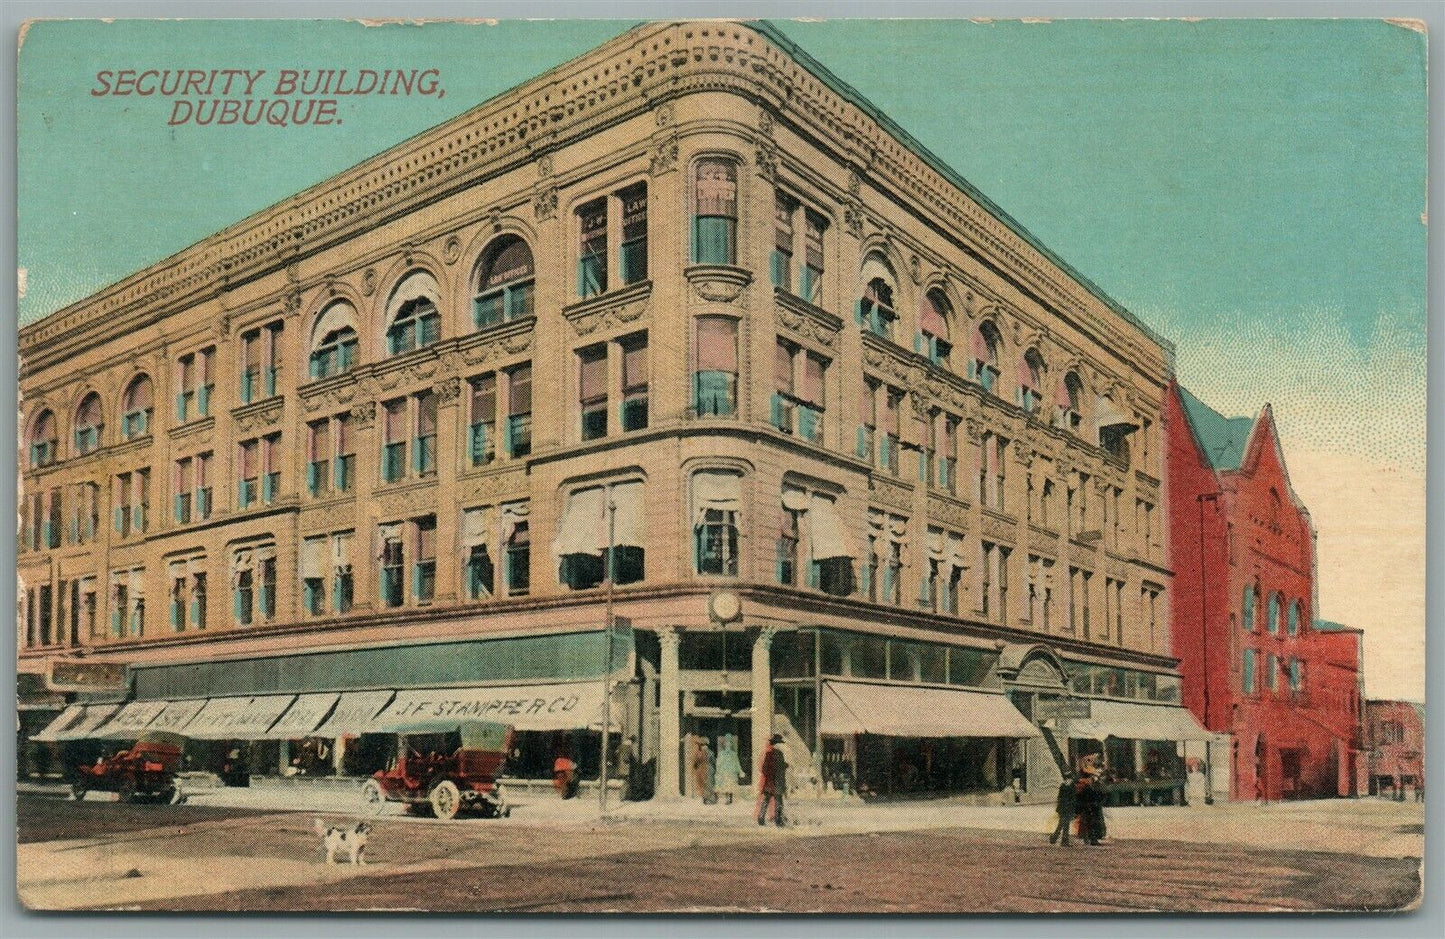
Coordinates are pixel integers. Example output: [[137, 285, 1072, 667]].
[[16, 18, 1429, 697]]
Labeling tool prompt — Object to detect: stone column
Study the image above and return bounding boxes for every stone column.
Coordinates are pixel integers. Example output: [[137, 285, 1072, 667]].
[[751, 627, 775, 793], [432, 377, 462, 603], [657, 626, 681, 798]]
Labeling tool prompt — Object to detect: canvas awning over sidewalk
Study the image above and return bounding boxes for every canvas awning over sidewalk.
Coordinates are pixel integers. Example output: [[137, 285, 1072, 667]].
[[820, 681, 1041, 739], [1065, 699, 1213, 742]]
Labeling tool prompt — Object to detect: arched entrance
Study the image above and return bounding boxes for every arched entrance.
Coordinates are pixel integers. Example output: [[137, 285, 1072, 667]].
[[995, 644, 1072, 799]]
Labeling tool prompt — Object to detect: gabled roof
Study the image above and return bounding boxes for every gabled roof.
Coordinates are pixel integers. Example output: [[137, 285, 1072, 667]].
[[1176, 385, 1255, 471], [1313, 619, 1363, 634]]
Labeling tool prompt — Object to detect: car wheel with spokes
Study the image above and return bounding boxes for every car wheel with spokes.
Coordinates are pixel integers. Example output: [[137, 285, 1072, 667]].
[[360, 780, 386, 814], [429, 780, 461, 821]]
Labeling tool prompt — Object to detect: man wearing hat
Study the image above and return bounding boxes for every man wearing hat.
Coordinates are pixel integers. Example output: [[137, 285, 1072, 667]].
[[756, 732, 787, 826]]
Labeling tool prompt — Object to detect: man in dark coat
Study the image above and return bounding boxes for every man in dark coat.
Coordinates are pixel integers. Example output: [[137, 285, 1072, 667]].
[[614, 735, 638, 802], [1048, 773, 1077, 846], [756, 733, 786, 826]]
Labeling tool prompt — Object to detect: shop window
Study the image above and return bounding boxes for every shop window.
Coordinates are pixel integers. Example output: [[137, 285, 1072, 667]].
[[1018, 348, 1045, 414], [556, 481, 645, 589], [28, 409, 57, 467], [916, 290, 952, 367], [692, 158, 738, 265], [692, 470, 742, 577], [693, 316, 738, 417], [74, 393, 104, 455], [121, 374, 154, 439], [473, 235, 535, 328], [309, 302, 358, 379]]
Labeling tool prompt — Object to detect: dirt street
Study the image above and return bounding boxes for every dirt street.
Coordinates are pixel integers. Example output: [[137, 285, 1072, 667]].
[[16, 794, 1422, 913]]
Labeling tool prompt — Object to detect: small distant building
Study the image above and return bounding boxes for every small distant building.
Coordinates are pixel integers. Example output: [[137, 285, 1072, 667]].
[[1365, 699, 1425, 799], [1165, 383, 1364, 799]]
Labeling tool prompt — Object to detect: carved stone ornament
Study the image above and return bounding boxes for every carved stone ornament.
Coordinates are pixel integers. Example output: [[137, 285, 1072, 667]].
[[301, 500, 357, 535], [361, 268, 378, 297], [758, 108, 774, 137], [908, 254, 922, 285], [686, 266, 751, 304], [533, 186, 558, 221], [927, 495, 968, 530], [234, 401, 283, 434], [301, 382, 358, 414], [869, 476, 912, 512], [375, 483, 436, 519], [964, 418, 983, 442], [459, 468, 527, 503], [1014, 444, 1035, 467], [847, 169, 862, 196], [755, 143, 779, 182], [434, 377, 463, 404], [461, 330, 534, 366], [775, 305, 838, 351], [218, 313, 232, 338], [443, 235, 462, 265], [350, 401, 377, 428], [650, 134, 678, 176], [537, 154, 554, 178], [571, 297, 649, 337], [655, 101, 674, 127], [284, 289, 302, 315], [982, 512, 1015, 543], [843, 201, 865, 238], [286, 261, 301, 284]]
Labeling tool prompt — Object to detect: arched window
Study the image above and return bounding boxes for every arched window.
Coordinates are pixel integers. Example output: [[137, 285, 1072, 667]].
[[1242, 583, 1257, 631], [1057, 371, 1084, 431], [473, 235, 535, 328], [309, 301, 359, 380], [917, 289, 952, 366], [971, 321, 1001, 393], [1288, 599, 1301, 636], [1269, 488, 1282, 530], [1018, 349, 1045, 414], [121, 375, 154, 439], [692, 158, 738, 265], [384, 271, 442, 356], [75, 393, 104, 455], [29, 410, 57, 467], [856, 254, 897, 340], [1267, 591, 1281, 635]]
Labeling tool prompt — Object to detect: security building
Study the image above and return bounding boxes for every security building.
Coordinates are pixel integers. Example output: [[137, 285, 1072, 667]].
[[20, 21, 1202, 802]]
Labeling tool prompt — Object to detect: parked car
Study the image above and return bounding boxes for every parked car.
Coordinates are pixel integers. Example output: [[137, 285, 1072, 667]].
[[361, 720, 514, 820], [72, 731, 185, 804]]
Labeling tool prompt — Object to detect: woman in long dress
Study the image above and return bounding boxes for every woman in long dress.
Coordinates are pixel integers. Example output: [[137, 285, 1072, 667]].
[[714, 734, 745, 805]]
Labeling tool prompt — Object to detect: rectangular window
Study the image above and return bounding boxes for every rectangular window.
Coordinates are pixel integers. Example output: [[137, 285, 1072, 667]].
[[302, 536, 327, 615], [802, 210, 825, 305], [334, 415, 354, 492], [196, 452, 212, 519], [507, 364, 532, 457], [692, 158, 738, 265], [174, 457, 193, 523], [133, 469, 149, 533], [238, 440, 258, 508], [693, 316, 738, 417], [176, 353, 195, 423], [772, 339, 796, 433], [380, 529, 405, 608], [307, 420, 331, 496], [264, 323, 283, 397], [382, 398, 407, 482], [241, 329, 261, 404], [1081, 570, 1093, 637], [414, 391, 438, 475], [1266, 652, 1278, 692], [800, 352, 826, 444], [771, 191, 796, 288], [578, 198, 608, 298], [881, 388, 901, 475], [885, 525, 904, 605], [234, 568, 253, 626], [620, 333, 649, 432], [191, 571, 207, 629], [619, 183, 648, 285], [262, 434, 281, 503], [414, 516, 437, 602], [1289, 658, 1303, 692], [1243, 648, 1257, 693], [470, 374, 496, 466], [777, 502, 800, 586], [332, 532, 354, 614], [857, 379, 878, 465], [504, 509, 530, 596], [46, 488, 62, 549], [578, 343, 608, 441]]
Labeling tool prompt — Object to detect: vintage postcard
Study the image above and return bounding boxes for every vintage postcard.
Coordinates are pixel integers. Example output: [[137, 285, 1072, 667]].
[[15, 16, 1427, 914]]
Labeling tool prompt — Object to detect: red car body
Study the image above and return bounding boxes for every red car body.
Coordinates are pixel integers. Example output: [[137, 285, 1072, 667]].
[[362, 721, 514, 820], [73, 734, 184, 803]]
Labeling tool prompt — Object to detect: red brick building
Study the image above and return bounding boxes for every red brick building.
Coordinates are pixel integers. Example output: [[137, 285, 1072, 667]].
[[1365, 699, 1425, 799], [1165, 383, 1364, 800]]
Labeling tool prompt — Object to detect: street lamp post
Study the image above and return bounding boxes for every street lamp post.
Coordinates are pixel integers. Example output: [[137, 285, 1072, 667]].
[[1196, 491, 1220, 805], [599, 495, 617, 815]]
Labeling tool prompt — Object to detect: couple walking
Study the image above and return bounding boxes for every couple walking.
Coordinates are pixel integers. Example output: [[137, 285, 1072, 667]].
[[1049, 768, 1108, 846]]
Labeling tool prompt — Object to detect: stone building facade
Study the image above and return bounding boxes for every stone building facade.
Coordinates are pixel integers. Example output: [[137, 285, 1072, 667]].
[[1364, 699, 1424, 799], [20, 21, 1196, 802]]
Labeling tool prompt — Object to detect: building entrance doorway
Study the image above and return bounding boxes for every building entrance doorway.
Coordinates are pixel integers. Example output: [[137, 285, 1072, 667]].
[[681, 714, 751, 799]]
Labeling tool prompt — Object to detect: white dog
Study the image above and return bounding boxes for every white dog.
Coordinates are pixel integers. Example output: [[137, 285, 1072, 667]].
[[314, 818, 371, 865]]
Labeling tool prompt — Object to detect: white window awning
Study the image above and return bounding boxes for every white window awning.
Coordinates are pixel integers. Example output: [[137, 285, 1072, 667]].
[[310, 690, 396, 738], [806, 493, 854, 561], [367, 682, 612, 734], [146, 698, 208, 734], [31, 704, 86, 743], [553, 487, 607, 557], [820, 681, 1040, 739], [1065, 699, 1213, 743], [262, 692, 342, 739], [93, 699, 170, 738], [48, 703, 120, 741], [692, 471, 742, 526], [183, 695, 296, 739]]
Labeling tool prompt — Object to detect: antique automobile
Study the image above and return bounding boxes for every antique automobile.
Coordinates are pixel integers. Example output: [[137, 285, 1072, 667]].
[[72, 731, 186, 804], [360, 720, 515, 820]]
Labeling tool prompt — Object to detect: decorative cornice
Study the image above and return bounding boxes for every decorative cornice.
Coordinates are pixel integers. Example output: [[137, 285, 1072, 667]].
[[868, 473, 913, 512], [685, 265, 752, 305], [457, 467, 528, 505], [774, 290, 841, 351], [562, 281, 653, 337], [927, 493, 969, 530], [230, 398, 284, 436]]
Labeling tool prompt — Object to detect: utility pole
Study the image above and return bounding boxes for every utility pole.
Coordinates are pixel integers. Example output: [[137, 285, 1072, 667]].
[[598, 495, 617, 814]]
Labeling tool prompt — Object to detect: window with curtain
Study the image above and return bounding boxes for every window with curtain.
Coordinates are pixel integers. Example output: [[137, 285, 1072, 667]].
[[917, 290, 951, 366], [196, 452, 212, 519], [238, 440, 258, 508], [29, 410, 56, 467], [473, 235, 535, 327], [241, 329, 262, 404], [692, 470, 742, 576], [971, 322, 1001, 393], [302, 536, 327, 615], [470, 373, 496, 466], [174, 457, 194, 523], [881, 387, 901, 475], [414, 391, 437, 476], [75, 393, 104, 454], [620, 333, 649, 432], [771, 191, 797, 289], [939, 415, 958, 494], [770, 340, 826, 443], [332, 532, 354, 614], [578, 198, 608, 298], [462, 507, 495, 601], [502, 502, 530, 596], [856, 378, 878, 465], [802, 210, 826, 304], [262, 434, 281, 503], [307, 419, 331, 496], [382, 398, 407, 482], [692, 158, 738, 265], [1058, 371, 1084, 431], [1019, 349, 1045, 414], [309, 302, 359, 379], [578, 344, 608, 441], [507, 364, 532, 457], [332, 417, 352, 492], [379, 525, 404, 608], [555, 481, 645, 589], [414, 516, 437, 602], [121, 375, 153, 439], [693, 316, 738, 417], [385, 272, 441, 355], [857, 275, 897, 340], [777, 489, 803, 587]]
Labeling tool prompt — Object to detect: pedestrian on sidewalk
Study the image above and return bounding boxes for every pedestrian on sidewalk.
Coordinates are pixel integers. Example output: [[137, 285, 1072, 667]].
[[1048, 773, 1077, 846], [553, 750, 578, 800], [756, 733, 786, 826], [714, 734, 744, 805], [1079, 772, 1107, 845], [613, 735, 638, 802], [690, 736, 716, 804]]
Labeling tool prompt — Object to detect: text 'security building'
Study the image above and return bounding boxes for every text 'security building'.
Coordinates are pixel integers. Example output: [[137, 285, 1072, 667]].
[[1165, 384, 1364, 800], [19, 21, 1208, 803]]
